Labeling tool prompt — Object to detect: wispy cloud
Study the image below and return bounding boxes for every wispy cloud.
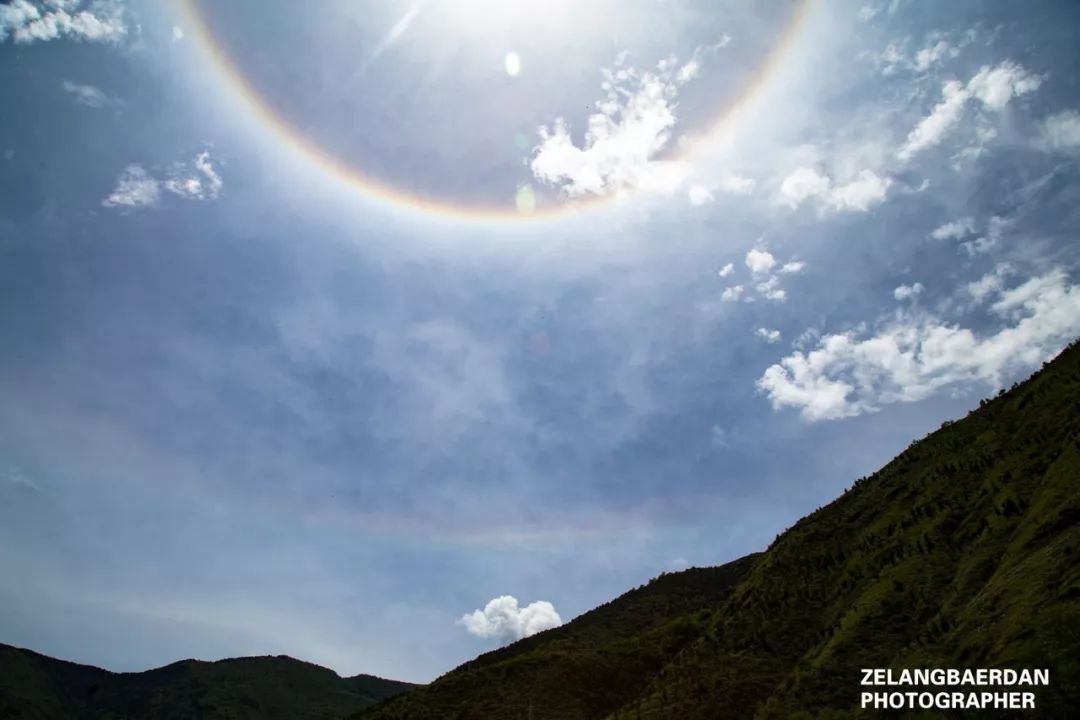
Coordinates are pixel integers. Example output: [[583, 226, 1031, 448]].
[[1039, 110, 1080, 155], [929, 217, 975, 240], [720, 285, 744, 302], [893, 282, 923, 301], [897, 61, 1041, 162], [103, 152, 223, 210], [61, 80, 117, 109], [102, 164, 161, 208], [1, 466, 41, 492], [163, 151, 224, 201], [755, 327, 781, 344]]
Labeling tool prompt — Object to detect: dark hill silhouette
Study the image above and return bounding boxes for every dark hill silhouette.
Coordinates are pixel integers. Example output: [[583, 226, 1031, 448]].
[[0, 643, 415, 719]]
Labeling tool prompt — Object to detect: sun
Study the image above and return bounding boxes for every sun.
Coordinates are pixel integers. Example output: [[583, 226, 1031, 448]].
[[504, 51, 521, 76], [424, 0, 613, 39]]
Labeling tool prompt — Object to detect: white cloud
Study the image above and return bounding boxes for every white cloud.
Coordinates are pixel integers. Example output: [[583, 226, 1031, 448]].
[[857, 0, 904, 22], [737, 252, 801, 303], [61, 79, 113, 108], [688, 184, 713, 206], [1, 466, 41, 492], [778, 167, 830, 209], [777, 167, 891, 213], [1039, 110, 1080, 155], [676, 58, 699, 84], [857, 5, 881, 22], [104, 151, 223, 210], [720, 285, 744, 302], [793, 327, 822, 350], [458, 596, 562, 643], [893, 282, 924, 301], [930, 217, 975, 240], [967, 61, 1042, 111], [102, 164, 161, 208], [719, 173, 756, 195], [828, 170, 892, 212], [171, 25, 184, 42], [756, 328, 781, 344], [531, 55, 697, 198], [960, 237, 994, 257], [717, 263, 734, 278], [745, 248, 776, 275], [959, 216, 1008, 257], [898, 61, 1041, 162], [163, 151, 223, 201], [757, 269, 1080, 421], [873, 36, 966, 76], [871, 39, 908, 75], [756, 277, 787, 302], [914, 40, 957, 72], [689, 174, 755, 205], [967, 264, 1012, 302], [0, 0, 125, 44], [897, 80, 970, 161]]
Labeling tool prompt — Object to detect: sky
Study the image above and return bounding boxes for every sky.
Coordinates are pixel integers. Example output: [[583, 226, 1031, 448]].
[[1, 0, 1079, 684]]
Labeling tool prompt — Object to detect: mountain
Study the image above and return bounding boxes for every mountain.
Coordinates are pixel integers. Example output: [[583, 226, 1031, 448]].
[[358, 555, 759, 720], [359, 338, 1080, 719], [0, 644, 415, 720]]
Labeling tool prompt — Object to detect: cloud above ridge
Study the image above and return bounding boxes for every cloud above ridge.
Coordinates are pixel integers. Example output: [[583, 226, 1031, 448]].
[[757, 270, 1080, 421], [458, 596, 563, 643]]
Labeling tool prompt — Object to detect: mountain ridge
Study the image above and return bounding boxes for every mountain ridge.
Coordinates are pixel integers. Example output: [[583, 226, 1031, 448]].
[[0, 642, 416, 719]]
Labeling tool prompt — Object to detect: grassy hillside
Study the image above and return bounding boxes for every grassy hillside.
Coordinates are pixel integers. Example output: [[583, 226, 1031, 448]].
[[357, 555, 759, 720], [0, 644, 415, 720], [360, 339, 1080, 719], [620, 339, 1080, 719]]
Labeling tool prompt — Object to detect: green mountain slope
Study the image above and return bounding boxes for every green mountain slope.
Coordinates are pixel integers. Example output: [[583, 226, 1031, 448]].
[[357, 555, 759, 720], [622, 339, 1080, 719], [0, 644, 415, 720], [360, 339, 1080, 720]]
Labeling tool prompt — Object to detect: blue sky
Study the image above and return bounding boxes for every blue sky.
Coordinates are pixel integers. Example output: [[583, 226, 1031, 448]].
[[2, 0, 1080, 683]]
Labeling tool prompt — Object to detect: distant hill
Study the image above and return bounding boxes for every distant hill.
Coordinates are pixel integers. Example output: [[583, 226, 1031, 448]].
[[359, 339, 1080, 719], [0, 644, 415, 719]]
